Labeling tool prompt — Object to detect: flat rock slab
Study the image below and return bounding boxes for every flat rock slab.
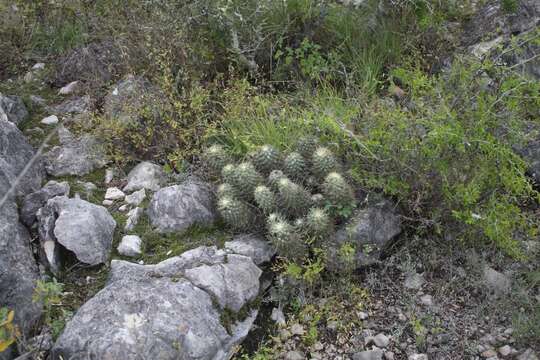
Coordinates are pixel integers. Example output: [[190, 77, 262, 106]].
[[37, 196, 116, 272], [148, 181, 216, 233], [51, 246, 261, 360]]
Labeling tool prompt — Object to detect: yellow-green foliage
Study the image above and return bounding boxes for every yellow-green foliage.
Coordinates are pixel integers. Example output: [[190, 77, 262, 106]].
[[350, 58, 540, 257], [0, 308, 19, 353]]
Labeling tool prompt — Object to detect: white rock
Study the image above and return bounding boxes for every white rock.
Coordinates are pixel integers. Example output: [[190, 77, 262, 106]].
[[104, 168, 114, 184], [290, 323, 305, 336], [41, 115, 59, 125], [271, 307, 286, 326], [124, 161, 166, 192], [104, 187, 125, 200], [125, 207, 143, 231], [59, 81, 80, 95], [404, 273, 424, 290], [117, 235, 142, 257], [118, 204, 130, 212], [408, 355, 428, 360], [366, 333, 390, 348], [358, 311, 369, 320], [102, 200, 113, 206], [420, 294, 433, 306], [32, 63, 45, 70], [499, 345, 512, 357], [125, 188, 146, 206]]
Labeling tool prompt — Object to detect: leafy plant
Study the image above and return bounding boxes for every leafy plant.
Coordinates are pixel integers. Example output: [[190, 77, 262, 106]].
[[0, 308, 19, 353], [33, 279, 70, 339]]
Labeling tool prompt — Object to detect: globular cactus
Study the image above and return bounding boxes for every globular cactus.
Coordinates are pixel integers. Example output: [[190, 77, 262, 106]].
[[296, 136, 319, 159], [254, 185, 277, 214], [277, 177, 311, 217], [312, 147, 338, 179], [322, 172, 354, 208], [203, 144, 231, 175], [311, 193, 324, 207], [305, 207, 332, 237], [268, 169, 286, 191], [221, 164, 237, 185], [223, 162, 263, 197], [235, 162, 263, 193], [253, 145, 281, 174], [283, 152, 307, 180], [217, 183, 237, 199], [267, 213, 306, 259], [218, 196, 254, 231]]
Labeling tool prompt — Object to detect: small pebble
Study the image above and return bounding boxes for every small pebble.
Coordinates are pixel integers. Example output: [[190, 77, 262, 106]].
[[290, 323, 305, 336], [41, 115, 59, 125], [105, 187, 125, 200]]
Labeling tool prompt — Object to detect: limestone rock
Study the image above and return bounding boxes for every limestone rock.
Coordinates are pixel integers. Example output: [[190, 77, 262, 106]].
[[125, 188, 146, 206], [0, 119, 44, 200], [44, 127, 107, 177], [124, 161, 166, 192], [125, 207, 144, 232], [51, 246, 261, 360], [37, 196, 116, 272], [148, 181, 216, 234], [327, 199, 401, 270], [0, 94, 28, 125], [0, 201, 42, 357], [21, 180, 70, 226], [224, 234, 275, 265], [118, 235, 142, 257]]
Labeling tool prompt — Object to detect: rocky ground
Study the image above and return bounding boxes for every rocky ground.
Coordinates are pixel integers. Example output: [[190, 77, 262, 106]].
[[0, 0, 539, 359]]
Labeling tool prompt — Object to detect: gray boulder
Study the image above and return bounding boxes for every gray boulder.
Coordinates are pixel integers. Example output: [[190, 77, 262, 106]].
[[44, 127, 107, 177], [103, 75, 171, 125], [148, 181, 216, 234], [225, 234, 275, 265], [461, 0, 540, 79], [21, 180, 70, 226], [327, 199, 402, 270], [51, 246, 261, 360], [53, 40, 123, 88], [461, 0, 539, 48], [37, 196, 116, 273], [0, 119, 44, 200], [124, 161, 166, 192], [0, 201, 42, 358], [0, 94, 28, 126], [49, 95, 92, 115], [483, 266, 512, 296]]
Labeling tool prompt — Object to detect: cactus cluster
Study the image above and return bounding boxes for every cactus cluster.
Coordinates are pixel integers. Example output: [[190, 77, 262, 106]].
[[206, 137, 355, 260]]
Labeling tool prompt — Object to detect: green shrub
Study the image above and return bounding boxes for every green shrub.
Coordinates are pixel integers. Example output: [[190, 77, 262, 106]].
[[349, 58, 539, 257]]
